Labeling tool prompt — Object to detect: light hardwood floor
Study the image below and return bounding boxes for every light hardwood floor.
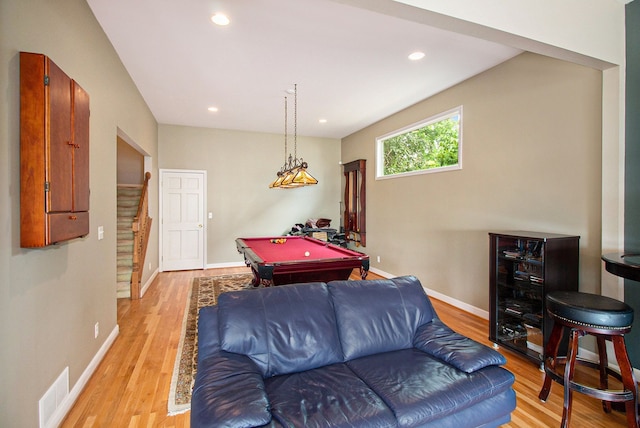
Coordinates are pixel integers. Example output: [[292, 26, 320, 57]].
[[61, 268, 630, 427]]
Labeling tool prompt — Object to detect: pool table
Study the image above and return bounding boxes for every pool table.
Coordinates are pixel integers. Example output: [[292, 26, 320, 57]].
[[236, 236, 369, 286]]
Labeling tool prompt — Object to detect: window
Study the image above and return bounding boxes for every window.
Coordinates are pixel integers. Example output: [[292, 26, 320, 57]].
[[376, 106, 462, 179]]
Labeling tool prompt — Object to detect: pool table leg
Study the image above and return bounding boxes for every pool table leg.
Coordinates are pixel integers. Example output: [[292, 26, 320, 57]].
[[249, 269, 270, 287], [250, 266, 274, 287], [360, 266, 368, 280]]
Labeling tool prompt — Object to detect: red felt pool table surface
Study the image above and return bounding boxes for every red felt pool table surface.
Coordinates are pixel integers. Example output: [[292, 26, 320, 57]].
[[236, 236, 369, 286]]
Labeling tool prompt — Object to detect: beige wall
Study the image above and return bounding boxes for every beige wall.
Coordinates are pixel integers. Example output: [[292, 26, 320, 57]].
[[345, 1, 626, 304], [158, 125, 342, 265], [342, 52, 603, 312], [0, 0, 159, 426], [117, 136, 145, 185]]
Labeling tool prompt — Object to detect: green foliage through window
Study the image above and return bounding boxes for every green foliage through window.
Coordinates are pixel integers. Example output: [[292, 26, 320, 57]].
[[377, 107, 462, 178]]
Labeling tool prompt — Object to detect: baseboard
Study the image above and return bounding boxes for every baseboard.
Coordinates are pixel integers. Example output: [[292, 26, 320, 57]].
[[140, 268, 159, 298], [423, 286, 489, 320], [47, 324, 119, 428], [369, 267, 395, 279], [206, 261, 246, 269], [369, 267, 489, 320], [577, 345, 640, 380]]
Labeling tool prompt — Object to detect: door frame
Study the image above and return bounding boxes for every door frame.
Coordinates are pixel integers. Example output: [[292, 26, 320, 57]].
[[158, 168, 207, 272]]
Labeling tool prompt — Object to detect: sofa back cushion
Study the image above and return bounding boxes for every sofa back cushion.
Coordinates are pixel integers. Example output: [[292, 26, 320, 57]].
[[328, 276, 436, 361], [218, 282, 343, 378]]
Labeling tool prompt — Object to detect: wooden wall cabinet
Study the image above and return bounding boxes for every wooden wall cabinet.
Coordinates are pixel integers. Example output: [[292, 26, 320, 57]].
[[20, 52, 90, 247], [343, 159, 366, 246], [489, 231, 579, 365]]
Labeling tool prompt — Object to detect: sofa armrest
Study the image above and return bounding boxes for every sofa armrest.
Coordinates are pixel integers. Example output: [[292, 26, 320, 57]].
[[191, 351, 271, 428], [197, 305, 221, 366], [413, 319, 506, 373]]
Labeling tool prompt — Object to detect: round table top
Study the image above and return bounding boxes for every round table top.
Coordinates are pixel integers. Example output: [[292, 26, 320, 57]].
[[602, 252, 640, 282]]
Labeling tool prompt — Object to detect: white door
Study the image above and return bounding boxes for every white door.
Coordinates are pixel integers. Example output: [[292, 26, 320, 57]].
[[160, 169, 206, 271]]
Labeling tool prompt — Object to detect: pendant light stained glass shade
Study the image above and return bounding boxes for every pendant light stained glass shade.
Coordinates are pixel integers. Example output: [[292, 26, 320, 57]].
[[269, 84, 318, 188]]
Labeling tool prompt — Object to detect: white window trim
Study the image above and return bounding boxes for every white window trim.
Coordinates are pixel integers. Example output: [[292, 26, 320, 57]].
[[375, 106, 463, 180]]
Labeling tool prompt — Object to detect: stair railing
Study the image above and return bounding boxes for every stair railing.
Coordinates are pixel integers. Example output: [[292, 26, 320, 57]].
[[131, 172, 152, 299]]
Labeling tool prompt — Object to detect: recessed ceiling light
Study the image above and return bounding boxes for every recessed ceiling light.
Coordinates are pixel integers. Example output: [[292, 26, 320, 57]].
[[207, 106, 219, 112], [318, 119, 327, 124], [408, 51, 425, 61], [211, 13, 230, 26]]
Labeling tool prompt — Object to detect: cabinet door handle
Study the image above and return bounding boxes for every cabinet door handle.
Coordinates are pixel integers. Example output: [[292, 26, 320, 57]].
[[69, 215, 77, 220]]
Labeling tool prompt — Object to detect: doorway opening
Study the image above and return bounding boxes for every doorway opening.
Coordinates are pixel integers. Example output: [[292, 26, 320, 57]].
[[116, 129, 153, 299]]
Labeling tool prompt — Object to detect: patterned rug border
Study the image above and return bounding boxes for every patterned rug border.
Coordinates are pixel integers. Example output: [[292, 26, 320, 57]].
[[168, 273, 254, 415]]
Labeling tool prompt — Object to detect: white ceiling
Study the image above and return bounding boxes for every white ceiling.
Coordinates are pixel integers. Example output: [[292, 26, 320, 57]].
[[87, 0, 521, 139]]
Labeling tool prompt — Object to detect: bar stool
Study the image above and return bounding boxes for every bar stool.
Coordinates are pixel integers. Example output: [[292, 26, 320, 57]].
[[538, 291, 638, 427]]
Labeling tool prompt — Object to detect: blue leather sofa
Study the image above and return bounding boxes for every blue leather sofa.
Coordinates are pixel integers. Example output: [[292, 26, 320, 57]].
[[191, 276, 516, 427]]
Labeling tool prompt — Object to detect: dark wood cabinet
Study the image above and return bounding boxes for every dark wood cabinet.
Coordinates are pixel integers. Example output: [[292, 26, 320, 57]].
[[20, 52, 90, 247], [489, 231, 579, 365], [343, 159, 366, 246]]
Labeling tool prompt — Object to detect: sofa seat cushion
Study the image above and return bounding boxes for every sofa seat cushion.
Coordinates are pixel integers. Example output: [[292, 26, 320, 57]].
[[265, 363, 396, 428], [218, 282, 344, 377], [347, 348, 516, 428], [328, 276, 435, 361]]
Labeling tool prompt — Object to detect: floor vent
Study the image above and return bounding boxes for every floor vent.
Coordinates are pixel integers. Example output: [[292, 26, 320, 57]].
[[39, 367, 69, 428]]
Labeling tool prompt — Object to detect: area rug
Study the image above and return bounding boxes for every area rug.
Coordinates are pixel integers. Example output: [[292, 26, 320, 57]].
[[168, 273, 254, 415]]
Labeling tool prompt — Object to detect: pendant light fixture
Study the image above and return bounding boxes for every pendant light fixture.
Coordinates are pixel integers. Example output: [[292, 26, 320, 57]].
[[269, 84, 318, 188]]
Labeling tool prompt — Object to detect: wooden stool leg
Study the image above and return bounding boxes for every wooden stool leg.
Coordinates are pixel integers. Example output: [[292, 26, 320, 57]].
[[539, 322, 565, 401], [561, 328, 581, 428], [611, 336, 639, 428], [596, 335, 612, 414]]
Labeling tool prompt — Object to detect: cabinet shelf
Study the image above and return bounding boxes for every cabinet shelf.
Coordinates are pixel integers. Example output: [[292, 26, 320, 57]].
[[499, 255, 543, 265], [499, 339, 543, 361], [498, 307, 542, 328], [497, 279, 544, 294], [489, 231, 579, 365]]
